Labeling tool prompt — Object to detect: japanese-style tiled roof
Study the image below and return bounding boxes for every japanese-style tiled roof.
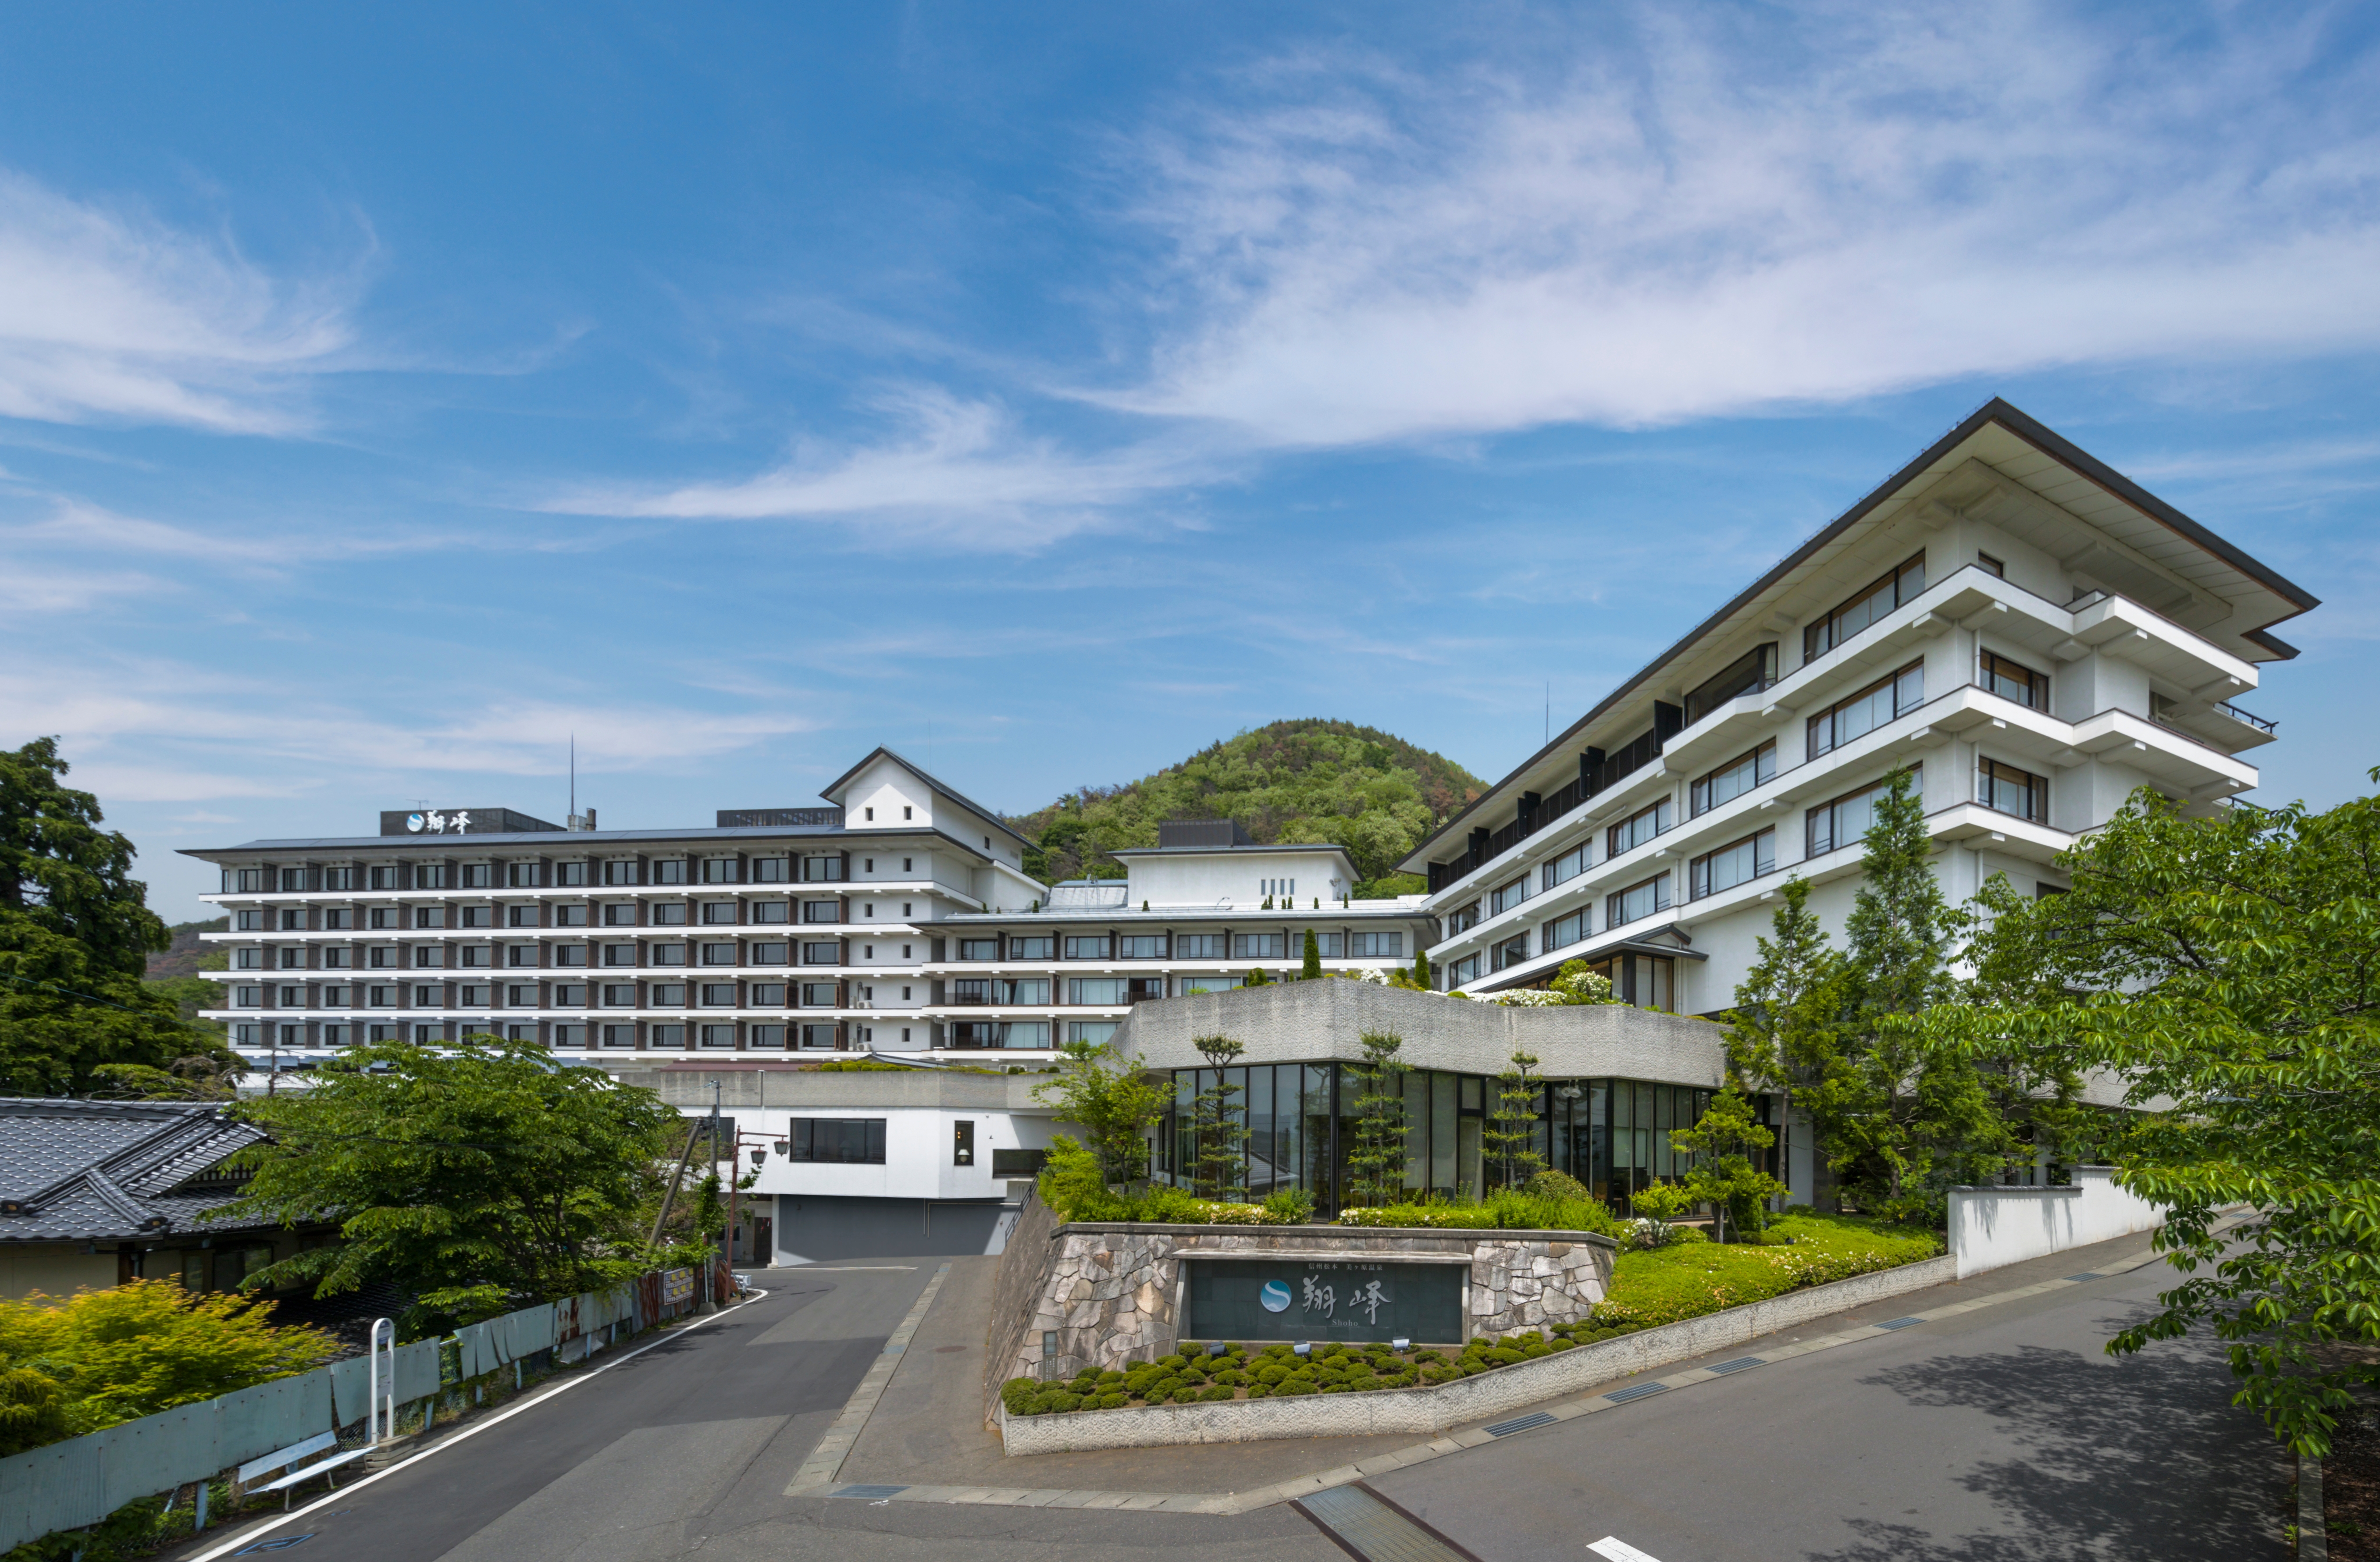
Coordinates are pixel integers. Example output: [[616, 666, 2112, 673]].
[[0, 1097, 273, 1243]]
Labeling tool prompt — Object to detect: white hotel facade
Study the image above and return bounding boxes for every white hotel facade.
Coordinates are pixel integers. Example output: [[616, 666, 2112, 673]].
[[1405, 400, 2315, 1011]]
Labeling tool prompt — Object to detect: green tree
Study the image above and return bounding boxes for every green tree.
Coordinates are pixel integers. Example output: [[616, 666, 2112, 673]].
[[0, 738, 224, 1095], [1725, 878, 1850, 1204], [1671, 1085, 1788, 1242], [213, 1038, 677, 1327], [1300, 929, 1322, 979], [1186, 1034, 1249, 1199], [1344, 1030, 1411, 1207], [0, 1281, 335, 1441], [1031, 1039, 1171, 1188], [1244, 966, 1273, 987], [1483, 1051, 1545, 1190], [1910, 776, 2380, 1456], [1831, 769, 1999, 1214]]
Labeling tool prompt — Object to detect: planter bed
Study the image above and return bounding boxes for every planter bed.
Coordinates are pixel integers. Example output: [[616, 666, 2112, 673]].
[[998, 1249, 1957, 1455]]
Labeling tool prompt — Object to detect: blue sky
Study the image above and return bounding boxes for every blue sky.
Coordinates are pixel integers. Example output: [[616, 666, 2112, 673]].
[[2, 2, 2376, 921]]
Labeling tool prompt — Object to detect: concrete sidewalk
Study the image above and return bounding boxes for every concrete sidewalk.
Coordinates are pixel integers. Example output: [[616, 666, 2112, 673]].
[[830, 1223, 2204, 1505]]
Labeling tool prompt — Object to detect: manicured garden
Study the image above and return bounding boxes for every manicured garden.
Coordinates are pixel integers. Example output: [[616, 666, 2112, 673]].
[[1001, 1210, 1942, 1417]]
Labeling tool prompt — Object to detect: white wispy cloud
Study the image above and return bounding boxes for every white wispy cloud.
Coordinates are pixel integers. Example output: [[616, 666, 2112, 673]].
[[0, 169, 361, 433], [1094, 4, 2380, 444], [545, 386, 1215, 550]]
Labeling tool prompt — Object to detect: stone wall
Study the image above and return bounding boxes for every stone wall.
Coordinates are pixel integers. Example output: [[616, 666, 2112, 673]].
[[981, 1184, 1062, 1429], [1005, 1222, 1616, 1385]]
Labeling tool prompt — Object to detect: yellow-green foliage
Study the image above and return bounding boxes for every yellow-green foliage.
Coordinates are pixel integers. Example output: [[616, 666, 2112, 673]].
[[0, 1280, 337, 1439], [1595, 1211, 1941, 1329]]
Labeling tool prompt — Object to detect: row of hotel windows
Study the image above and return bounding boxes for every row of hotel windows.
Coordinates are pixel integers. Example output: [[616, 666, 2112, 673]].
[[951, 931, 1404, 961], [227, 1020, 1092, 1052], [235, 901, 852, 932], [225, 853, 906, 893], [1452, 759, 2052, 978], [228, 971, 1296, 1010]]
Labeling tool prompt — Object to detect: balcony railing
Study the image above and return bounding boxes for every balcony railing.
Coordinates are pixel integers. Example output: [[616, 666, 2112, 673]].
[[2215, 700, 2277, 736]]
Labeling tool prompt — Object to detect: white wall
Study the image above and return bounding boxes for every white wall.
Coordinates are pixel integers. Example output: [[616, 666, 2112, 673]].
[[1126, 848, 1356, 907], [1949, 1166, 2165, 1279], [739, 1104, 1055, 1202]]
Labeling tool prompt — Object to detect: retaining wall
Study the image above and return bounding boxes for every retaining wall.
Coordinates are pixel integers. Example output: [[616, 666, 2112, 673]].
[[1950, 1167, 2164, 1279], [999, 1252, 1954, 1455]]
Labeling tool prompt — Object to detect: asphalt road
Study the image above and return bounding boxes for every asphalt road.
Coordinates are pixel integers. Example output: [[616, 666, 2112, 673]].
[[230, 1266, 1328, 1562], [1373, 1260, 2294, 1562]]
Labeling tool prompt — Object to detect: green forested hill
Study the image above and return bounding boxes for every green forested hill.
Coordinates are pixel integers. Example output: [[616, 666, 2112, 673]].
[[1007, 719, 1485, 896]]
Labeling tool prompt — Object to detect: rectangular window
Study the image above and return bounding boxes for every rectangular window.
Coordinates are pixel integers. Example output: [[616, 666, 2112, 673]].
[[749, 901, 789, 924], [1346, 931, 1403, 957], [1446, 954, 1479, 988], [603, 983, 638, 1007], [1007, 935, 1055, 960], [602, 903, 638, 926], [700, 942, 737, 965], [1807, 766, 1921, 857], [460, 905, 495, 929], [790, 1119, 886, 1164], [505, 945, 538, 967], [801, 982, 838, 1006], [278, 867, 311, 892], [1805, 552, 1926, 662], [603, 944, 636, 967], [1977, 551, 2005, 578], [749, 1024, 786, 1048], [1308, 932, 1344, 958], [649, 943, 686, 967], [701, 901, 739, 925], [1682, 643, 1778, 724], [1068, 977, 1129, 1005], [553, 983, 586, 1005], [1117, 934, 1165, 959], [996, 977, 1051, 1003], [1232, 932, 1285, 959], [702, 858, 738, 884], [1490, 875, 1530, 916], [555, 905, 589, 928], [953, 1120, 975, 1167], [1690, 829, 1776, 899], [700, 983, 737, 1006], [650, 904, 688, 926], [803, 855, 846, 882], [507, 905, 538, 928], [553, 945, 588, 967], [649, 1024, 685, 1048], [412, 984, 443, 1006], [1977, 650, 2049, 710], [748, 857, 789, 884], [555, 861, 589, 887], [651, 860, 688, 886], [507, 862, 542, 888], [235, 948, 263, 969], [1062, 935, 1112, 959], [506, 983, 538, 1006], [802, 941, 841, 964], [1489, 932, 1529, 972], [1065, 1021, 1118, 1046], [1178, 975, 1240, 995], [1542, 907, 1590, 953], [460, 864, 493, 889], [413, 946, 444, 968], [799, 1023, 840, 1050], [368, 865, 398, 890], [233, 868, 264, 893], [1692, 740, 1778, 816], [802, 901, 841, 924], [650, 983, 687, 1006], [1808, 660, 1924, 758], [598, 1024, 634, 1048], [1607, 798, 1673, 858], [604, 861, 638, 886], [1542, 841, 1591, 891], [415, 864, 450, 890], [1977, 758, 2049, 823], [323, 867, 356, 892], [1172, 933, 1226, 959], [748, 982, 785, 1005], [748, 941, 787, 964], [237, 909, 267, 931], [1608, 873, 1672, 927], [367, 947, 397, 968], [957, 938, 999, 961], [234, 986, 262, 1007]]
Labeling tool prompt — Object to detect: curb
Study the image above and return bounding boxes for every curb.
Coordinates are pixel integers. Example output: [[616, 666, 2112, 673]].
[[999, 1254, 1956, 1455], [2301, 1452, 2327, 1560]]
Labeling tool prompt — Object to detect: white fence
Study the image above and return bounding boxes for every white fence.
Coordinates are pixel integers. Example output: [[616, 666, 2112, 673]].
[[0, 1263, 721, 1554], [1949, 1167, 2165, 1279]]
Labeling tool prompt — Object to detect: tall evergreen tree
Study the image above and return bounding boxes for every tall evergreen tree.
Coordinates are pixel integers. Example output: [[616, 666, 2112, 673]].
[[1186, 1034, 1249, 1199], [1344, 1030, 1410, 1207], [1483, 1050, 1546, 1190], [0, 738, 223, 1095], [1301, 928, 1322, 979], [1725, 877, 1850, 1203]]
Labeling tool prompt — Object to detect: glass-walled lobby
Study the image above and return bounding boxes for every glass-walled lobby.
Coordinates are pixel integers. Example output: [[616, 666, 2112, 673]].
[[1153, 1061, 1775, 1215]]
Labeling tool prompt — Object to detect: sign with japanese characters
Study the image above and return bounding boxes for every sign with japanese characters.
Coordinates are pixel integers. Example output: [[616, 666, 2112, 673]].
[[1182, 1258, 1465, 1344]]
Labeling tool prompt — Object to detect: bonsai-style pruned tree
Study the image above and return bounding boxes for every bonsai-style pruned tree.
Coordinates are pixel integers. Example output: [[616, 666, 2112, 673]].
[[1187, 1034, 1249, 1200], [1483, 1050, 1546, 1190], [1344, 1029, 1411, 1207], [1671, 1083, 1787, 1243]]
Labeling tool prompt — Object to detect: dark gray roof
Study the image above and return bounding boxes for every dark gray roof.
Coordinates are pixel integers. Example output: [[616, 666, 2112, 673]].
[[0, 1098, 274, 1243]]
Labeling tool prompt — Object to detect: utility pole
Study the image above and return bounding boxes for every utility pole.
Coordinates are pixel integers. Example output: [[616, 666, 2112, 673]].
[[705, 1078, 723, 1309]]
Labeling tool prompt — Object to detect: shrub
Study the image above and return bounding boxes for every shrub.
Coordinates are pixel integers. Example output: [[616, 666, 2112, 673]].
[[1273, 1377, 1317, 1396], [1262, 1186, 1317, 1224], [1201, 1384, 1235, 1402], [1096, 1391, 1129, 1409], [1000, 1377, 1040, 1415], [1247, 1384, 1271, 1398]]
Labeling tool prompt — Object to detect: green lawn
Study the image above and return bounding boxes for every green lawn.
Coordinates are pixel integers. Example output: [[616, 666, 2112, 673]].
[[1591, 1212, 1944, 1331]]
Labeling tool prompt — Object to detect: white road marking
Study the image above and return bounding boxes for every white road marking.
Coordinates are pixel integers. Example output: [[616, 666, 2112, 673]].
[[1589, 1538, 1664, 1562]]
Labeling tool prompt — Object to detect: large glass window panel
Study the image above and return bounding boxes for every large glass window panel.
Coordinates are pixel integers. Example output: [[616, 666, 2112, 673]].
[[1692, 741, 1778, 816], [1304, 1065, 1334, 1207], [1430, 1071, 1457, 1196], [1402, 1070, 1430, 1196], [1808, 661, 1924, 757], [1805, 553, 1925, 662]]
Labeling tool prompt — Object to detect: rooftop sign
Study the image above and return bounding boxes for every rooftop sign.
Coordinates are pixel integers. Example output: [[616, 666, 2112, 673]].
[[377, 808, 562, 837]]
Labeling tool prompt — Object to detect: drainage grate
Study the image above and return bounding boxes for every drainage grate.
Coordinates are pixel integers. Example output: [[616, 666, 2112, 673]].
[[1704, 1356, 1766, 1375], [2065, 1272, 2104, 1282], [1296, 1483, 1478, 1561], [1874, 1316, 1924, 1330], [830, 1484, 909, 1500], [1604, 1382, 1671, 1404], [1485, 1411, 1557, 1437]]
